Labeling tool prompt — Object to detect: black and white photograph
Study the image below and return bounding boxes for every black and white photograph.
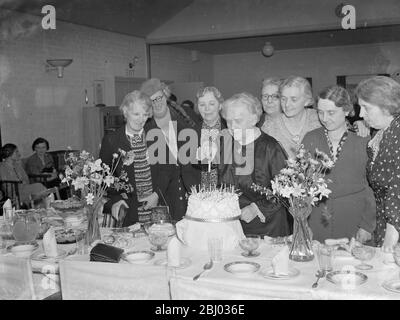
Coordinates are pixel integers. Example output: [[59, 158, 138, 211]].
[[1, 0, 400, 303]]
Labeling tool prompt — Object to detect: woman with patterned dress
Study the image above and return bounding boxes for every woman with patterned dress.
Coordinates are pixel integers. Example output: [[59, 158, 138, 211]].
[[100, 91, 159, 226], [303, 85, 376, 243], [355, 76, 400, 251]]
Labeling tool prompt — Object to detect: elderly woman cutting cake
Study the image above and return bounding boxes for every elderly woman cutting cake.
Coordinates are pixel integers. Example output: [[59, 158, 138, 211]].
[[219, 92, 291, 237]]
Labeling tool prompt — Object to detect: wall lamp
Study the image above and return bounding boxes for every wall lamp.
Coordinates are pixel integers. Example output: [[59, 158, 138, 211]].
[[45, 59, 73, 78]]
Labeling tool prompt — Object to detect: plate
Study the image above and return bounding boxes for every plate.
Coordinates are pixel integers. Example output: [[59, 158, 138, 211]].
[[224, 261, 260, 276], [31, 249, 68, 262], [326, 270, 368, 286], [260, 267, 300, 280], [123, 250, 155, 263], [7, 241, 39, 252], [154, 257, 191, 269], [382, 279, 400, 293]]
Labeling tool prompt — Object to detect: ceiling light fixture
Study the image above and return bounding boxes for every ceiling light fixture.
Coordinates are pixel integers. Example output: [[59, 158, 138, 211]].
[[262, 42, 274, 57], [45, 59, 73, 78]]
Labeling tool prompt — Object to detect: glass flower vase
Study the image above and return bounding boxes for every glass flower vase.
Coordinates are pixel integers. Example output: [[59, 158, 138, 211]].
[[289, 203, 314, 262], [84, 201, 102, 246]]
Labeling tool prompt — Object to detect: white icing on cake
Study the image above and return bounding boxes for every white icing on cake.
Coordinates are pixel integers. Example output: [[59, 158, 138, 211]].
[[186, 190, 241, 220]]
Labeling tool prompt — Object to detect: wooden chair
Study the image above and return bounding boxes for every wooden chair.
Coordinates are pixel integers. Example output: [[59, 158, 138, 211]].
[[0, 180, 22, 209]]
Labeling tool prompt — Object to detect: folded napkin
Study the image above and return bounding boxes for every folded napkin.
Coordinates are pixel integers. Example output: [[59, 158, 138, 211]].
[[43, 227, 58, 257], [3, 199, 12, 210], [167, 236, 181, 267], [271, 246, 290, 276]]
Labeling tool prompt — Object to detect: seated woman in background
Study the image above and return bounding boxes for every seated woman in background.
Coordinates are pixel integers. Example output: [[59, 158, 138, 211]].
[[25, 137, 59, 188], [0, 143, 47, 207], [219, 92, 291, 237], [302, 85, 376, 243], [355, 76, 400, 251]]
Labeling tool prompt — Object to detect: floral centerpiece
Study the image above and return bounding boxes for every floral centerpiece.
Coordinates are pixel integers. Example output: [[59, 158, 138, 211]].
[[252, 145, 333, 261], [60, 149, 134, 245]]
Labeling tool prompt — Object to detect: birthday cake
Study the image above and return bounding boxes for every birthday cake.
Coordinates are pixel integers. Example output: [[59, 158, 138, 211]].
[[176, 186, 245, 251]]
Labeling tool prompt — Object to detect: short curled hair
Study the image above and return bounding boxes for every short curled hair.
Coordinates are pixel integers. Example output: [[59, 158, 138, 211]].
[[355, 76, 400, 116], [120, 90, 153, 119], [196, 86, 224, 104], [261, 77, 282, 90], [0, 143, 17, 161], [221, 92, 263, 122], [317, 85, 353, 113], [280, 75, 313, 104], [32, 137, 49, 151]]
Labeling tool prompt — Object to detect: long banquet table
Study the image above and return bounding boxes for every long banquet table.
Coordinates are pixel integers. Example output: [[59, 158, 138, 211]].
[[3, 232, 400, 300]]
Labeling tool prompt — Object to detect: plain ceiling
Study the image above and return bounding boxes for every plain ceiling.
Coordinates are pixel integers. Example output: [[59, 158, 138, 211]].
[[2, 0, 400, 54]]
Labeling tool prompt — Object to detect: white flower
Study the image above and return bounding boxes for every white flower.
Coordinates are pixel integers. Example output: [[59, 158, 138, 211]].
[[123, 150, 135, 166], [85, 193, 95, 205], [104, 175, 115, 187], [112, 153, 118, 159], [90, 159, 102, 172], [72, 176, 88, 190]]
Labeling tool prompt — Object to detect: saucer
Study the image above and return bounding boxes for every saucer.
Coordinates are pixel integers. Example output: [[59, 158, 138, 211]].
[[382, 279, 400, 294], [224, 261, 260, 276], [260, 267, 300, 280], [326, 270, 367, 286], [31, 249, 67, 262], [154, 257, 191, 269], [124, 250, 155, 263]]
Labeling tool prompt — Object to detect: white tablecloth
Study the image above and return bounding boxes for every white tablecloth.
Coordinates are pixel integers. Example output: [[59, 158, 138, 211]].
[[4, 236, 400, 300], [170, 241, 400, 300]]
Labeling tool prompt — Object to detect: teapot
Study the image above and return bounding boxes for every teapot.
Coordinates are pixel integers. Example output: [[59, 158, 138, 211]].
[[12, 210, 41, 243]]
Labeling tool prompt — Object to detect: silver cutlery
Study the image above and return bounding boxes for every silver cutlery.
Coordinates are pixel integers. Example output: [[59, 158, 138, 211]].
[[193, 260, 213, 281], [312, 270, 326, 288]]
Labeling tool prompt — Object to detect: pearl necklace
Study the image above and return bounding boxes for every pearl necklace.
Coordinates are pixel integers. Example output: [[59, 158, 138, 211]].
[[281, 111, 307, 144]]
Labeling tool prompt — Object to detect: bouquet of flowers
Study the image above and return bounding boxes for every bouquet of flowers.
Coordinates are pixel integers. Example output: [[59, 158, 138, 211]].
[[252, 145, 333, 210], [60, 149, 135, 244], [61, 149, 134, 206], [252, 145, 334, 261]]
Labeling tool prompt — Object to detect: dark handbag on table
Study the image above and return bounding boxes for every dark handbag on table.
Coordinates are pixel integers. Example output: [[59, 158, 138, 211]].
[[90, 243, 124, 263]]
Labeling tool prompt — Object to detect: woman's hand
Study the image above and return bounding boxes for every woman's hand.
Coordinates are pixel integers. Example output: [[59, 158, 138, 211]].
[[240, 205, 258, 223], [382, 223, 399, 253], [354, 120, 370, 137], [142, 192, 159, 210], [356, 228, 372, 244]]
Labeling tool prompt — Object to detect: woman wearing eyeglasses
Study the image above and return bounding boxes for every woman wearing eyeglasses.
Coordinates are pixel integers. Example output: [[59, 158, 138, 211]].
[[258, 77, 283, 129]]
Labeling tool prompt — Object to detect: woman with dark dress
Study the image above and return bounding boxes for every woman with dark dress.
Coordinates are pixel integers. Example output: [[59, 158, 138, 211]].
[[355, 76, 400, 252], [303, 85, 376, 243], [219, 92, 291, 237]]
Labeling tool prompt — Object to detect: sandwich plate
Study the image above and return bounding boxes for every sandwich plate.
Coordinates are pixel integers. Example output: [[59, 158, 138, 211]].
[[31, 249, 67, 262], [260, 267, 300, 280], [123, 250, 155, 263], [224, 261, 260, 276], [326, 270, 367, 286], [382, 279, 400, 294]]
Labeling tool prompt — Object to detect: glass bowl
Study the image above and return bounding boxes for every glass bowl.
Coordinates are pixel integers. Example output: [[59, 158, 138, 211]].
[[351, 245, 375, 270], [239, 235, 260, 257], [148, 231, 169, 251]]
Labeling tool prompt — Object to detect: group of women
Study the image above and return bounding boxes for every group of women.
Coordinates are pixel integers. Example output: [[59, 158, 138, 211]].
[[0, 138, 59, 207], [98, 75, 400, 253]]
